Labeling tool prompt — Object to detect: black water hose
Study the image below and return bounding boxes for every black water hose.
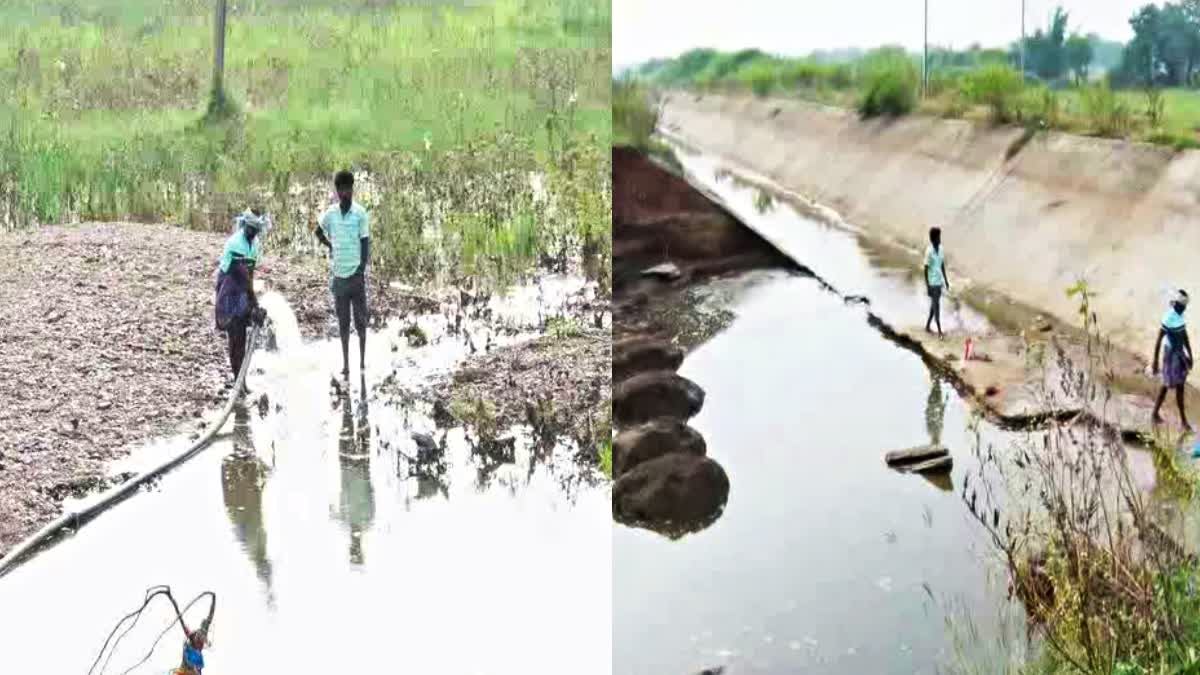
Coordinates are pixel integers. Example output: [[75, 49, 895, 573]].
[[0, 325, 263, 578]]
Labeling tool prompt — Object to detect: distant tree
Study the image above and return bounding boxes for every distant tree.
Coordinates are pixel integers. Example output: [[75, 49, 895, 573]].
[[1065, 34, 1094, 83], [1022, 6, 1071, 80], [1114, 2, 1200, 87]]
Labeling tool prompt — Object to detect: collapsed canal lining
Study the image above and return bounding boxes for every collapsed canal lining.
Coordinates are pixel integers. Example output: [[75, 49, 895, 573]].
[[659, 137, 1176, 447], [660, 91, 1200, 363]]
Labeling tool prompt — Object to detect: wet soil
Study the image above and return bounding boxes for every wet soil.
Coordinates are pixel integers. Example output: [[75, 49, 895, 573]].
[[612, 146, 796, 344], [434, 333, 612, 447], [0, 222, 423, 555]]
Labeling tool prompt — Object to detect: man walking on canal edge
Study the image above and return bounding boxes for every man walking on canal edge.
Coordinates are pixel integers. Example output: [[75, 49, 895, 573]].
[[1152, 289, 1193, 430], [315, 170, 371, 377], [924, 226, 950, 337]]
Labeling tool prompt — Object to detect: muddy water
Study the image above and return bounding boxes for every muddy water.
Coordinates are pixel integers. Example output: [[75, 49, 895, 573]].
[[0, 278, 610, 674], [612, 147, 1152, 674]]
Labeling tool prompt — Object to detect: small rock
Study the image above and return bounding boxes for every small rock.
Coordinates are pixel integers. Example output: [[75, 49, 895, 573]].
[[613, 453, 730, 537], [613, 338, 685, 382], [97, 400, 112, 411], [642, 262, 682, 281], [613, 419, 707, 478], [614, 372, 705, 426]]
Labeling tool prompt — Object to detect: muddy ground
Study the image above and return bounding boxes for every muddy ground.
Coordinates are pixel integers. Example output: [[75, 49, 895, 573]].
[[434, 331, 611, 448], [0, 221, 596, 555]]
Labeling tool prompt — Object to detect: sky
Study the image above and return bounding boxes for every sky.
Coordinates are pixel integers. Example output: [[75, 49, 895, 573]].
[[613, 0, 1147, 71]]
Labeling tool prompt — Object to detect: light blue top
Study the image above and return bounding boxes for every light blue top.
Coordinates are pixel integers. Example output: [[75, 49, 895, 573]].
[[1164, 308, 1187, 351], [218, 229, 260, 274], [1164, 308, 1186, 331], [924, 244, 945, 288], [319, 202, 371, 279]]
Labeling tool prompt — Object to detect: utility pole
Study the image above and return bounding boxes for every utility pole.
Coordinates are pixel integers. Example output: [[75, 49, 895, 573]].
[[923, 0, 929, 97], [1019, 0, 1026, 77], [212, 0, 228, 105]]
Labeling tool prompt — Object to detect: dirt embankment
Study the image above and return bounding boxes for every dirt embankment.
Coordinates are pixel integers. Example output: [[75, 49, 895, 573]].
[[0, 222, 418, 555], [612, 147, 792, 537], [660, 92, 1200, 361]]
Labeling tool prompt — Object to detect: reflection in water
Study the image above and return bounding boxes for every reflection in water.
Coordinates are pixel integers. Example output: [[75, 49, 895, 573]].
[[926, 373, 948, 447], [921, 374, 953, 492], [221, 404, 275, 606], [337, 375, 376, 566]]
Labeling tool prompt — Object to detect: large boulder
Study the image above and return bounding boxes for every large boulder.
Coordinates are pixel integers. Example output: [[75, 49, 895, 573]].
[[612, 418, 706, 479], [613, 371, 705, 426], [612, 453, 730, 538], [613, 337, 685, 382]]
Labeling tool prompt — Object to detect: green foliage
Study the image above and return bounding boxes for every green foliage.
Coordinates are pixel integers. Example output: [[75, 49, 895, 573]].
[[599, 439, 612, 478], [612, 78, 657, 148], [856, 49, 918, 118], [927, 69, 965, 97], [1079, 82, 1132, 137], [1114, 2, 1200, 88], [969, 281, 1200, 675], [1145, 86, 1167, 127], [736, 60, 777, 98], [1020, 6, 1071, 80], [449, 394, 499, 438], [961, 64, 1025, 123], [546, 316, 582, 339], [0, 0, 612, 288], [634, 48, 858, 97], [1017, 86, 1061, 129]]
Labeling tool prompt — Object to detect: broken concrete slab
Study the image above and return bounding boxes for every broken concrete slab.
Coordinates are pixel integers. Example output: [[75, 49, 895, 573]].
[[885, 445, 949, 467], [902, 454, 953, 474]]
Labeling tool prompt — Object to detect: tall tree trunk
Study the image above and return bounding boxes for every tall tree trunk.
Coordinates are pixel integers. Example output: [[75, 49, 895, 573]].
[[213, 0, 228, 103]]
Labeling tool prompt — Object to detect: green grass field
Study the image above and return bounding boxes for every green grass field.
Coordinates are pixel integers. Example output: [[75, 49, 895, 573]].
[[0, 0, 612, 286]]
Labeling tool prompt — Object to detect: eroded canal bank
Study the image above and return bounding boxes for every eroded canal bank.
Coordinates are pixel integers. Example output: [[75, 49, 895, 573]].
[[611, 142, 1197, 674]]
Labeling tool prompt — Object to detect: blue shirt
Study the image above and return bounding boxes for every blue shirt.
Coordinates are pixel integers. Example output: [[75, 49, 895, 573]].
[[319, 202, 370, 279], [218, 229, 260, 274], [1164, 309, 1187, 351], [924, 245, 946, 288]]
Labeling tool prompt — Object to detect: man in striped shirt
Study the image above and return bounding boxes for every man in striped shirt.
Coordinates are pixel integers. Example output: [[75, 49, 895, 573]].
[[314, 170, 371, 376]]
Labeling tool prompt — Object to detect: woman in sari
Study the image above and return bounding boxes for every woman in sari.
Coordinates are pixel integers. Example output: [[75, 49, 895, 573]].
[[215, 209, 269, 394], [1152, 289, 1193, 430]]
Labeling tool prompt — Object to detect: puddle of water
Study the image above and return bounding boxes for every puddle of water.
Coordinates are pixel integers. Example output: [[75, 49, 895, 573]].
[[0, 278, 610, 674]]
